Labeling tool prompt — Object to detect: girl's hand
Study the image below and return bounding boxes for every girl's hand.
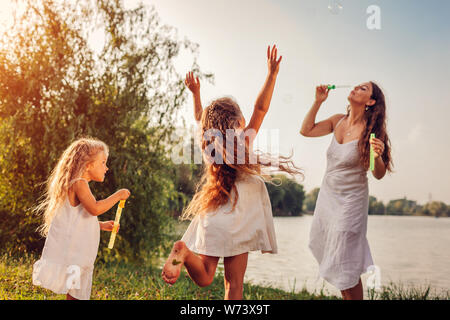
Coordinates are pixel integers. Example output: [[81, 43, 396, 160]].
[[370, 137, 385, 159], [118, 189, 130, 200], [100, 221, 119, 232], [267, 45, 282, 76], [185, 71, 200, 94], [315, 85, 330, 103]]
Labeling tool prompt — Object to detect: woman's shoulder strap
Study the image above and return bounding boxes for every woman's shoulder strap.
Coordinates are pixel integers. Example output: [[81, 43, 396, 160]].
[[334, 114, 347, 130]]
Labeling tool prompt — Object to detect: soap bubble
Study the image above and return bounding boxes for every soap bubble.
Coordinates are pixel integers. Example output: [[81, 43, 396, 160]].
[[328, 1, 343, 15]]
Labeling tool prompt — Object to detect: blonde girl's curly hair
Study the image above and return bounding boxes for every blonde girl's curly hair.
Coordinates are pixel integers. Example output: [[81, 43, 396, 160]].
[[34, 137, 109, 237], [181, 97, 303, 221]]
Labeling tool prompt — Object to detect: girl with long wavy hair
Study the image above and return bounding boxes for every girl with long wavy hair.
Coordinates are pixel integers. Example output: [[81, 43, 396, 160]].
[[300, 82, 393, 300], [32, 137, 130, 300], [162, 45, 302, 300]]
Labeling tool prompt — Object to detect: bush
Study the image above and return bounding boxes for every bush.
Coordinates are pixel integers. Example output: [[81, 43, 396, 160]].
[[265, 175, 305, 216], [0, 0, 212, 261]]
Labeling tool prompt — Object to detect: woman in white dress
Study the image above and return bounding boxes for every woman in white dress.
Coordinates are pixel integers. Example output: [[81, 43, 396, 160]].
[[161, 45, 302, 300], [300, 82, 393, 300]]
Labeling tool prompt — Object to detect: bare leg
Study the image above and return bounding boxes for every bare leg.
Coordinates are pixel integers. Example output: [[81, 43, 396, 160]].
[[223, 253, 248, 300], [162, 241, 219, 287], [341, 278, 363, 300]]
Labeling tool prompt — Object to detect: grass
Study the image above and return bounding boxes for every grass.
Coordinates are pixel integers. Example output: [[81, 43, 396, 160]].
[[0, 252, 335, 300], [1, 252, 449, 300], [367, 281, 449, 300]]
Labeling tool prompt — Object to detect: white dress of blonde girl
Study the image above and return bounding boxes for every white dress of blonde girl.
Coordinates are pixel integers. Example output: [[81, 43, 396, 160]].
[[181, 172, 278, 257], [309, 116, 374, 291], [32, 179, 100, 300]]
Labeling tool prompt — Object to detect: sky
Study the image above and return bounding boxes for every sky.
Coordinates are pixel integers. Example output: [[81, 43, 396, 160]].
[[1, 0, 449, 205], [137, 0, 450, 205]]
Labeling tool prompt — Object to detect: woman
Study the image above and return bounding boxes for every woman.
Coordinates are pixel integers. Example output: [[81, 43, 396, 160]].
[[300, 82, 393, 300]]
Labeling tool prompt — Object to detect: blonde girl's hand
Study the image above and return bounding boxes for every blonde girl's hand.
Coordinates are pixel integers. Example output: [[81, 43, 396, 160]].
[[315, 85, 330, 103], [267, 44, 282, 76], [370, 137, 385, 159], [118, 188, 130, 200], [184, 71, 200, 94], [100, 221, 119, 232]]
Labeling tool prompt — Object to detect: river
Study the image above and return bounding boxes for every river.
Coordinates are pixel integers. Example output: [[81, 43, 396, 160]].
[[241, 215, 450, 298]]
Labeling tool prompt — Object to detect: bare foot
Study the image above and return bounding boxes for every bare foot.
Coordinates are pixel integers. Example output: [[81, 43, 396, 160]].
[[161, 241, 188, 285]]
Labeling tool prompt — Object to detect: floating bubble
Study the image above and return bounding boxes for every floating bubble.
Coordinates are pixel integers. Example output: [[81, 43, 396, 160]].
[[328, 1, 343, 15]]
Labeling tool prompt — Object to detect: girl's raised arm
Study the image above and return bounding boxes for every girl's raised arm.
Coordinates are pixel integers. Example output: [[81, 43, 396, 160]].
[[73, 180, 130, 216], [185, 72, 203, 122], [245, 45, 282, 137]]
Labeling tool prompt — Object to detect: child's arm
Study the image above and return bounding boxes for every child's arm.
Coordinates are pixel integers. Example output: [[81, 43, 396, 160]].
[[99, 220, 119, 231], [185, 72, 203, 122], [245, 45, 282, 137], [73, 180, 130, 217]]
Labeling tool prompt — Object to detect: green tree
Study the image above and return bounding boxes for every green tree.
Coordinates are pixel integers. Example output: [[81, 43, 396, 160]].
[[0, 0, 211, 260], [421, 201, 449, 218], [265, 180, 285, 215], [368, 196, 385, 215], [303, 187, 320, 213], [266, 175, 305, 216], [169, 162, 203, 218], [168, 133, 204, 217], [386, 197, 417, 216]]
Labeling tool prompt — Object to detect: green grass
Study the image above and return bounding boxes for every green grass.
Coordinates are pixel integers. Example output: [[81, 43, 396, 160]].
[[367, 281, 449, 300], [1, 252, 448, 300], [0, 252, 334, 300]]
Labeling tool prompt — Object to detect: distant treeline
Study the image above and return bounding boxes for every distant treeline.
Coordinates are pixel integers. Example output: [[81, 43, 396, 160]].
[[174, 167, 450, 218], [303, 188, 450, 217], [173, 166, 305, 217]]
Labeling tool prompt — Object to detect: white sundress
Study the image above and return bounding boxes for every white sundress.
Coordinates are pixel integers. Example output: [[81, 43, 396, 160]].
[[181, 173, 278, 257], [32, 192, 100, 300], [309, 117, 374, 291]]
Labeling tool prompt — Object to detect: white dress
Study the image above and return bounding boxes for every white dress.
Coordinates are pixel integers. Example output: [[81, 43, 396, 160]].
[[181, 173, 278, 257], [309, 117, 374, 291], [32, 195, 100, 300]]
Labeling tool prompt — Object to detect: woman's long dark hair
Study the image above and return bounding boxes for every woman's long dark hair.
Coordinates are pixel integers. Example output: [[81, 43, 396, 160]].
[[347, 82, 393, 172]]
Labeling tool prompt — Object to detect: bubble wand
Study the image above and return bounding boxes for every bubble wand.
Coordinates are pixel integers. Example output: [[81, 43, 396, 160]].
[[108, 200, 126, 249], [370, 133, 376, 171], [327, 85, 352, 90]]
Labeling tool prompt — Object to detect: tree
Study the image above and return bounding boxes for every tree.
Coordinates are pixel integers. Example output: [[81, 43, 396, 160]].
[[303, 187, 320, 213], [265, 175, 305, 216], [421, 201, 449, 218], [168, 132, 204, 217], [386, 197, 416, 216], [0, 0, 212, 260], [368, 196, 385, 215]]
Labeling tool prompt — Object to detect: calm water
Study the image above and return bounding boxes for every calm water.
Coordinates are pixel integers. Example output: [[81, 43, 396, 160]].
[[241, 215, 450, 297]]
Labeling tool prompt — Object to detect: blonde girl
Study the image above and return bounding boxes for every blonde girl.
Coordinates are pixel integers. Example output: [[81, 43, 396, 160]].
[[162, 45, 302, 300], [32, 137, 130, 300]]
